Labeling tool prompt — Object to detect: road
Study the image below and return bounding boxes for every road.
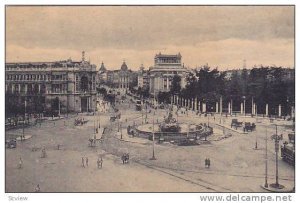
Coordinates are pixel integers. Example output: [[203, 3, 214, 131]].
[[5, 96, 295, 192]]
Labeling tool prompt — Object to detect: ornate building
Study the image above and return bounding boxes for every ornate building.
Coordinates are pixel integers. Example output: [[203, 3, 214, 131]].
[[149, 53, 188, 95], [98, 62, 108, 84], [105, 61, 137, 93], [5, 52, 97, 115]]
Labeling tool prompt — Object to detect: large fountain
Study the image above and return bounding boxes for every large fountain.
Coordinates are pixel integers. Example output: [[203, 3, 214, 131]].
[[134, 106, 213, 145], [159, 109, 180, 132]]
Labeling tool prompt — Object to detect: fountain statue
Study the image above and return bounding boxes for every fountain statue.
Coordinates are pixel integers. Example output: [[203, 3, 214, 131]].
[[159, 107, 181, 132]]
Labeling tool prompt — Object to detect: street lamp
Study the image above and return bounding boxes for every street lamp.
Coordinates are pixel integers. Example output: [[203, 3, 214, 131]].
[[150, 93, 156, 160], [264, 128, 268, 188], [268, 124, 284, 189]]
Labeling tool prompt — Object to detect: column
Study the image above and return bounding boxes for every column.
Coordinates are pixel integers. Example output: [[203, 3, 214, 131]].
[[202, 103, 206, 113], [266, 104, 269, 116], [19, 84, 21, 93], [12, 84, 15, 93], [195, 98, 198, 111], [278, 104, 282, 117], [228, 102, 231, 114], [241, 103, 243, 114], [38, 84, 41, 93], [216, 102, 219, 113], [166, 77, 169, 90], [192, 98, 195, 111], [230, 100, 233, 115], [198, 101, 201, 112]]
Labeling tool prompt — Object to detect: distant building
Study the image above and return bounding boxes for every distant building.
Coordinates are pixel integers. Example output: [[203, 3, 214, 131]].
[[149, 52, 188, 95], [98, 62, 107, 84], [105, 61, 137, 93], [137, 64, 150, 89], [5, 51, 97, 114]]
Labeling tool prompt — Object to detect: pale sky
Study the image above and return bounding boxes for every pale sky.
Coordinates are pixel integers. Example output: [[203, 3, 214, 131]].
[[6, 6, 294, 70]]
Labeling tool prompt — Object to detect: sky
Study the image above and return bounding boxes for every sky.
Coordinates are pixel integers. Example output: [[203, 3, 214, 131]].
[[6, 6, 294, 71]]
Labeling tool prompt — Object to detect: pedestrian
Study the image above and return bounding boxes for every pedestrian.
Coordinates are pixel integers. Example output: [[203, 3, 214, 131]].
[[100, 157, 103, 168], [18, 157, 23, 169], [82, 157, 85, 168], [207, 158, 211, 168], [57, 144, 60, 150], [204, 158, 207, 168], [97, 159, 100, 169], [35, 184, 40, 192], [86, 157, 88, 167]]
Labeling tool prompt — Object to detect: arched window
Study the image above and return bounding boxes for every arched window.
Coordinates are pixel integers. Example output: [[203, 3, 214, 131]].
[[81, 76, 89, 92]]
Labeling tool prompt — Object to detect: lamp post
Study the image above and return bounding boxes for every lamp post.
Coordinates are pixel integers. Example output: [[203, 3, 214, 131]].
[[264, 128, 268, 188], [150, 90, 156, 160], [22, 98, 27, 140], [267, 124, 285, 189], [120, 122, 123, 140], [274, 125, 279, 187]]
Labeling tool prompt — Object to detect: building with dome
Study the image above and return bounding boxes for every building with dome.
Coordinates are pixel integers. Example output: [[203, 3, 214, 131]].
[[105, 61, 137, 93], [98, 62, 108, 84]]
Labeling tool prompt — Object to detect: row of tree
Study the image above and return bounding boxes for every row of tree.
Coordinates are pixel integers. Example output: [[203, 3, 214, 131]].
[[169, 66, 294, 115]]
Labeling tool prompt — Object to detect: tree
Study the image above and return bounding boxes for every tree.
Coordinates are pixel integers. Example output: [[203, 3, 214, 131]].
[[157, 91, 171, 104], [170, 74, 181, 95]]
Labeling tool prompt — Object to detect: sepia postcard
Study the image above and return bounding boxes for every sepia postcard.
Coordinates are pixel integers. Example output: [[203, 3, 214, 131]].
[[5, 5, 295, 196]]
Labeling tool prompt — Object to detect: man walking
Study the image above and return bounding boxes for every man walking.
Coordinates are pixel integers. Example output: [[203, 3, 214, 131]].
[[35, 184, 40, 192], [18, 157, 23, 169], [99, 157, 103, 169], [86, 157, 88, 167], [82, 157, 85, 168]]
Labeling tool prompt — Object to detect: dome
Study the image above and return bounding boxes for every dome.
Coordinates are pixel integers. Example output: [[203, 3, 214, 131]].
[[121, 61, 128, 71], [99, 62, 106, 72]]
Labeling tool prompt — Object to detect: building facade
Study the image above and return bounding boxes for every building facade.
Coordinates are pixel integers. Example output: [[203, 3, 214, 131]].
[[137, 65, 150, 89], [5, 52, 97, 115], [149, 53, 188, 95], [105, 61, 137, 93], [98, 62, 108, 84]]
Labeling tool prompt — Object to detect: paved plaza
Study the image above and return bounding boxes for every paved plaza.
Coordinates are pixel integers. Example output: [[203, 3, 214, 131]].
[[5, 96, 295, 192]]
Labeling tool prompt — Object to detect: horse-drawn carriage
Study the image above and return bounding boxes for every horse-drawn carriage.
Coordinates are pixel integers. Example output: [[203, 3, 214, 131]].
[[6, 138, 17, 149], [74, 118, 88, 126], [281, 133, 295, 165], [243, 122, 256, 132], [127, 125, 135, 136], [231, 119, 243, 129]]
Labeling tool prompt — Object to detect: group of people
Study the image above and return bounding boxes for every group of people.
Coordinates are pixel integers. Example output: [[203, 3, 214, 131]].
[[82, 156, 103, 169], [205, 158, 211, 168]]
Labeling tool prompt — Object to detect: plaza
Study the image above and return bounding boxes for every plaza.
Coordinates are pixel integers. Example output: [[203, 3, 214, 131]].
[[5, 94, 295, 192]]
